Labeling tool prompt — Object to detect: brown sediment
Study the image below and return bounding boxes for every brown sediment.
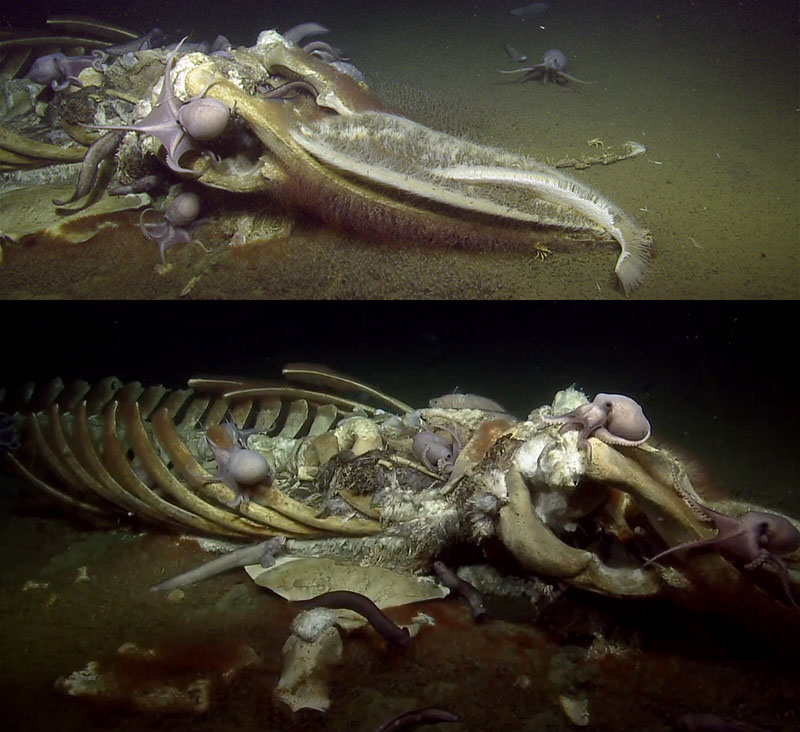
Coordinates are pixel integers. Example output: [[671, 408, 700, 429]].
[[151, 538, 285, 592], [0, 211, 616, 300], [0, 510, 798, 731]]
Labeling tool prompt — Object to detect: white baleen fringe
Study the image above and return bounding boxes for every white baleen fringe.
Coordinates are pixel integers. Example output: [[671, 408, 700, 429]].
[[290, 112, 651, 294], [431, 165, 652, 294]]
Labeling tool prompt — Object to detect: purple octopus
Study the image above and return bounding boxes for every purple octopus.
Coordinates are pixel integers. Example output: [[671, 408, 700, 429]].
[[543, 393, 651, 458], [83, 37, 230, 175], [27, 28, 167, 91], [27, 52, 103, 91], [646, 494, 800, 610], [203, 420, 272, 508], [413, 430, 461, 474], [138, 192, 210, 262], [499, 48, 593, 85]]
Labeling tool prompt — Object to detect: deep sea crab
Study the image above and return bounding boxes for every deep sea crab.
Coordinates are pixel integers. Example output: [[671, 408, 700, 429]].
[[499, 48, 594, 85]]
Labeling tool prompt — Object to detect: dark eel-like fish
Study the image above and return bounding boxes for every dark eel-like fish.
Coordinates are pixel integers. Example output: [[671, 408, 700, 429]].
[[433, 561, 487, 619], [373, 707, 460, 732], [53, 130, 124, 205], [260, 80, 319, 101], [294, 590, 411, 647]]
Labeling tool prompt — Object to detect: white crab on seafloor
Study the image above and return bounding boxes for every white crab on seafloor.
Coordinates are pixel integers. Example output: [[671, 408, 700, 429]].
[[2, 364, 799, 636]]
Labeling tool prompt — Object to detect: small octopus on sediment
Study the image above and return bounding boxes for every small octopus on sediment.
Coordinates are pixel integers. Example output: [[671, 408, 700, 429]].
[[499, 49, 594, 86]]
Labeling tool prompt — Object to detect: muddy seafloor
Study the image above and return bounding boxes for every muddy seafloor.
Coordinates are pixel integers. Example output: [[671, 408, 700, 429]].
[[1, 0, 797, 299], [1, 306, 799, 729], [1, 475, 798, 732]]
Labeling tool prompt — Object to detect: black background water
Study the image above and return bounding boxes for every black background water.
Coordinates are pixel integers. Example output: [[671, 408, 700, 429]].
[[5, 0, 798, 56], [3, 302, 797, 513]]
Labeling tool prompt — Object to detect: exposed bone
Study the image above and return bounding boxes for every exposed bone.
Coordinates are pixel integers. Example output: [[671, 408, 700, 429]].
[[102, 401, 238, 536], [334, 416, 382, 456], [585, 439, 709, 548], [4, 451, 111, 517], [72, 401, 179, 527], [498, 465, 592, 578], [442, 418, 515, 493], [261, 485, 382, 536], [0, 125, 86, 162], [29, 410, 107, 506], [307, 403, 339, 437], [282, 362, 415, 414], [278, 399, 309, 438], [124, 402, 268, 536], [150, 407, 318, 536], [276, 622, 342, 712], [222, 385, 381, 415], [499, 462, 660, 596], [4, 372, 798, 634]]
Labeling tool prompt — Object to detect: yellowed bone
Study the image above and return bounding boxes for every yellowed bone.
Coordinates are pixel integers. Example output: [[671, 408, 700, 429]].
[[499, 464, 660, 596], [585, 439, 708, 547], [149, 407, 320, 537], [262, 484, 382, 536], [102, 402, 241, 536], [0, 126, 86, 161], [282, 363, 415, 414], [499, 465, 593, 578], [122, 401, 269, 537]]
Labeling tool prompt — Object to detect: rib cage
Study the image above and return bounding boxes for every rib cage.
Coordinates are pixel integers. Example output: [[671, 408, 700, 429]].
[[0, 368, 416, 539]]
